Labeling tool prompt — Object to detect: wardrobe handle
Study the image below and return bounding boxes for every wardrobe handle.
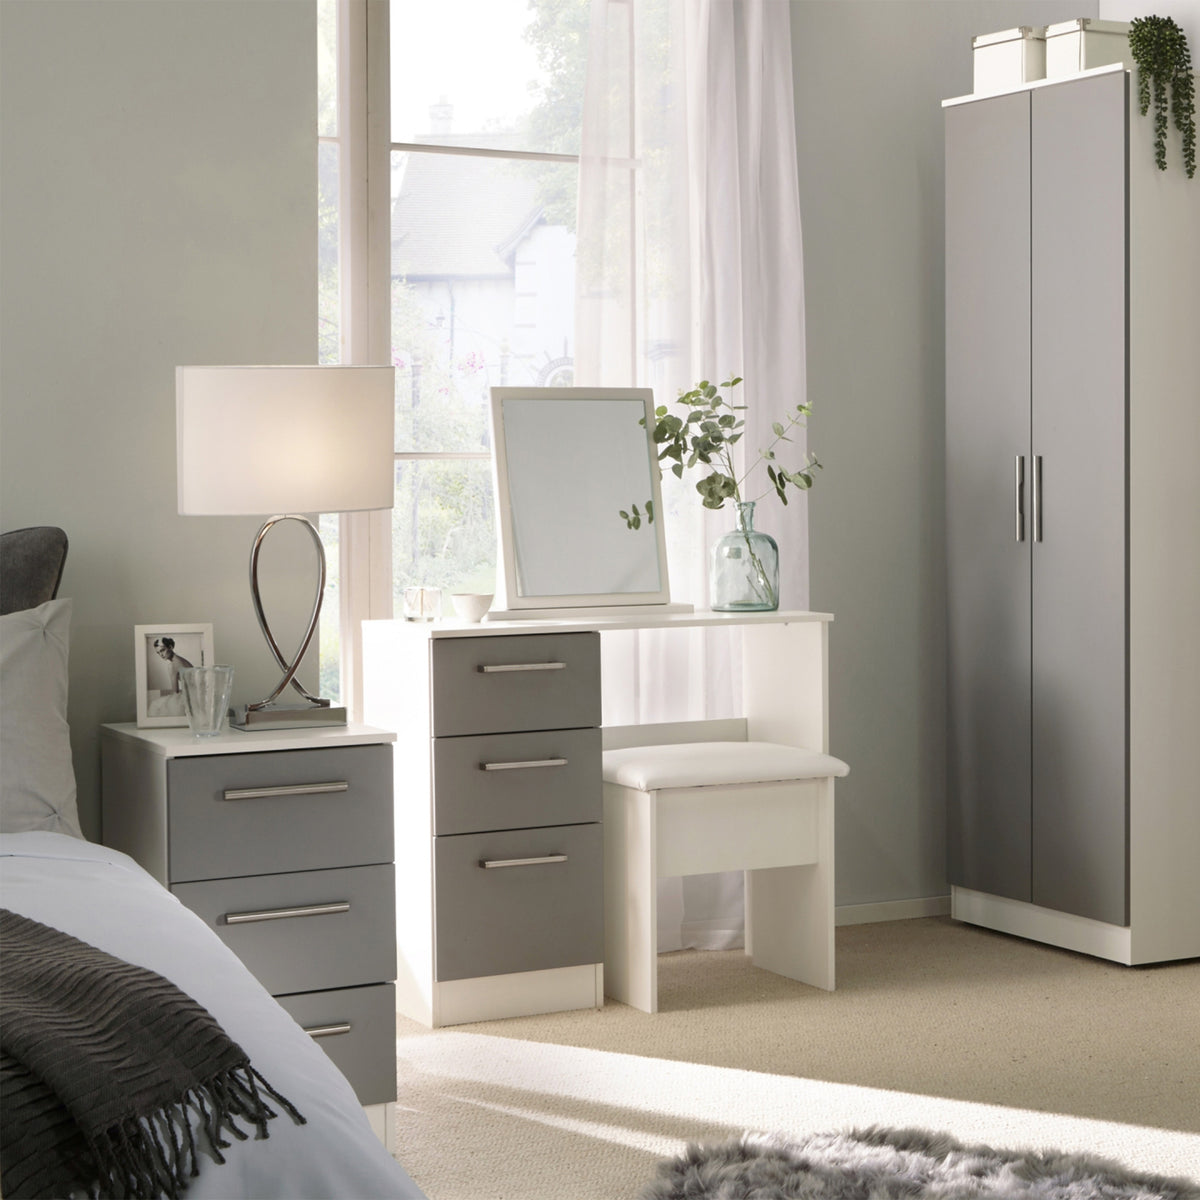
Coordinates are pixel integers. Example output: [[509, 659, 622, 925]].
[[481, 758, 568, 772], [478, 662, 566, 673], [1033, 455, 1043, 543], [224, 901, 350, 925], [1015, 456, 1025, 542], [480, 855, 568, 869]]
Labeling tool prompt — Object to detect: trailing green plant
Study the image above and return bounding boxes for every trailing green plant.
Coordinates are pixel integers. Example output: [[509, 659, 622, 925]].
[[1129, 15, 1196, 178]]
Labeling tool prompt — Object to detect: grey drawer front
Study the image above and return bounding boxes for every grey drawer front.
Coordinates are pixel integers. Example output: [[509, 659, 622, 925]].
[[166, 744, 392, 883], [434, 823, 602, 982], [172, 864, 396, 996], [433, 726, 601, 835], [431, 632, 600, 736], [275, 984, 396, 1105]]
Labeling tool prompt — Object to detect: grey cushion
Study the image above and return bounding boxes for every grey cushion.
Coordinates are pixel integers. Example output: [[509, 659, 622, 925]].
[[0, 526, 68, 615], [0, 598, 82, 837]]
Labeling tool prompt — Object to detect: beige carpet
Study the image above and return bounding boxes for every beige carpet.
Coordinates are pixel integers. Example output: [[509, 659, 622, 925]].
[[393, 917, 1200, 1199]]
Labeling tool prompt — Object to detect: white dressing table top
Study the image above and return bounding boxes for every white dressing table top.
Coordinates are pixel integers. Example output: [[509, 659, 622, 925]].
[[380, 609, 834, 639]]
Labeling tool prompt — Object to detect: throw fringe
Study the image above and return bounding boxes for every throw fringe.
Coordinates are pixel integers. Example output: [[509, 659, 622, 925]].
[[85, 1065, 306, 1200]]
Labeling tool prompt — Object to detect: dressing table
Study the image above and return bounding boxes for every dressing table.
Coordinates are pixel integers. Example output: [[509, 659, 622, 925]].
[[362, 608, 832, 1027]]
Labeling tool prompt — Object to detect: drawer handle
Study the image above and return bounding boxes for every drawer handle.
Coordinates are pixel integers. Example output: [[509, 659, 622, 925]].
[[304, 1022, 353, 1040], [480, 854, 568, 869], [478, 662, 566, 673], [224, 900, 350, 925], [481, 757, 568, 772], [223, 781, 349, 801]]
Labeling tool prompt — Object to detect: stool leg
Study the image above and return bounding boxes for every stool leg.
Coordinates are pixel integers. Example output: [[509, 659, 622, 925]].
[[603, 784, 658, 1013], [745, 781, 836, 991]]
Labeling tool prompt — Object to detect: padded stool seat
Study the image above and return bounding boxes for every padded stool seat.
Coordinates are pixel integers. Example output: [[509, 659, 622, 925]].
[[602, 739, 849, 1013], [603, 741, 849, 791]]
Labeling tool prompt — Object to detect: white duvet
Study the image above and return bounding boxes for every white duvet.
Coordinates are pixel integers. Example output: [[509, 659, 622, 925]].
[[0, 830, 426, 1200]]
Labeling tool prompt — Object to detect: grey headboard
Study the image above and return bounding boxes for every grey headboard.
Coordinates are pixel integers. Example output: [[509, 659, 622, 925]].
[[0, 526, 69, 615]]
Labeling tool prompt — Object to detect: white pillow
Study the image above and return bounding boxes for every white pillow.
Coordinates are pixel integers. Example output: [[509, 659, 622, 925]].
[[0, 598, 82, 837]]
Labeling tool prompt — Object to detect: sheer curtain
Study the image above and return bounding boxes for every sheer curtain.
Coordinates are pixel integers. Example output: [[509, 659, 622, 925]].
[[574, 0, 808, 951]]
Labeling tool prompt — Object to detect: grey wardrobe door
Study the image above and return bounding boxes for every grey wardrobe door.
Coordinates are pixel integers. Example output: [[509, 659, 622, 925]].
[[1030, 72, 1128, 925], [944, 91, 1033, 901]]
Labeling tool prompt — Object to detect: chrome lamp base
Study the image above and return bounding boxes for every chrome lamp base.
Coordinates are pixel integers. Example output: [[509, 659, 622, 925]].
[[231, 702, 349, 731]]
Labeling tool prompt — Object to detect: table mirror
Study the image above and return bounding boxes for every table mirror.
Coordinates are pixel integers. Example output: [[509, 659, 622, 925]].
[[489, 386, 683, 616]]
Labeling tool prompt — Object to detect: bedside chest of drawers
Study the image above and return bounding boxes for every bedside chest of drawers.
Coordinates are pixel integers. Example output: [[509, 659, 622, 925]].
[[363, 625, 604, 1027], [100, 723, 397, 1110]]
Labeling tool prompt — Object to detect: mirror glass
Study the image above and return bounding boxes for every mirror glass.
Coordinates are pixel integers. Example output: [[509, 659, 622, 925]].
[[490, 387, 672, 611]]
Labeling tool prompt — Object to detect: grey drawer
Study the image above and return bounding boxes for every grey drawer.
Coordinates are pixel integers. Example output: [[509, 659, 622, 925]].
[[167, 744, 392, 883], [434, 823, 602, 982], [275, 983, 396, 1105], [431, 632, 600, 736], [172, 864, 396, 995], [433, 727, 601, 835]]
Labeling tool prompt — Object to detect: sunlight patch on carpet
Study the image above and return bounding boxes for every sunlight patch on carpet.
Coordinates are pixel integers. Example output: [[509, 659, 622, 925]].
[[450, 1093, 678, 1155], [396, 1032, 1200, 1180]]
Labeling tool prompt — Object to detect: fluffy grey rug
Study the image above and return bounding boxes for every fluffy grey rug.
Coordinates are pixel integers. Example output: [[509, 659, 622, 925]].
[[641, 1127, 1200, 1199]]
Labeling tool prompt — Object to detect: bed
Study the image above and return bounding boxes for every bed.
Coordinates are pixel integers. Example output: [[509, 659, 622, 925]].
[[0, 529, 425, 1199]]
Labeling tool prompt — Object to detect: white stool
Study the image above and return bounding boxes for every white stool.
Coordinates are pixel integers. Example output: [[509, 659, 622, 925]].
[[602, 740, 849, 1013]]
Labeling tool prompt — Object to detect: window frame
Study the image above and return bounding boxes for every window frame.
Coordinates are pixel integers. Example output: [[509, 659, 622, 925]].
[[328, 0, 584, 716]]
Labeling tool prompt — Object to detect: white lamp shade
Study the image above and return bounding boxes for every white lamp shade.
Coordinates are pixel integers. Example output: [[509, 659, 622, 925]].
[[176, 365, 395, 516]]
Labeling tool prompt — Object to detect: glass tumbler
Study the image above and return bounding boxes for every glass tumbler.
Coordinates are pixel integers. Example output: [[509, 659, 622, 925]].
[[179, 665, 235, 737]]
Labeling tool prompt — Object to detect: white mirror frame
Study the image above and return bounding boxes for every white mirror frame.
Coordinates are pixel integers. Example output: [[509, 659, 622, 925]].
[[489, 386, 678, 616]]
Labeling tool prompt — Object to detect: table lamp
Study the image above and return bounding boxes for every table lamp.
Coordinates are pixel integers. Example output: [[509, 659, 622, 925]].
[[176, 365, 394, 729]]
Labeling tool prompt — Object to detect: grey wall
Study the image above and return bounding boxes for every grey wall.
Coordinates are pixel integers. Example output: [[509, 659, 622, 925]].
[[791, 1, 1114, 907], [0, 0, 318, 838]]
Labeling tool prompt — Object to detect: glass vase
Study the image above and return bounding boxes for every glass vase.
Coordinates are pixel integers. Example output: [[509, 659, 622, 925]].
[[710, 501, 779, 611]]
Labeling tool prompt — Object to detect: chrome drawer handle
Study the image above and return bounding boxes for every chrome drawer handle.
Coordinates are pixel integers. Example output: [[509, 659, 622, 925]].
[[224, 900, 350, 925], [481, 757, 568, 772], [478, 662, 566, 673], [480, 854, 568, 869], [223, 781, 349, 801], [304, 1022, 352, 1040]]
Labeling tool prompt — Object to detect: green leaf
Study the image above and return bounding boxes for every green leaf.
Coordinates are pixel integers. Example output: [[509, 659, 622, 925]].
[[645, 500, 654, 524]]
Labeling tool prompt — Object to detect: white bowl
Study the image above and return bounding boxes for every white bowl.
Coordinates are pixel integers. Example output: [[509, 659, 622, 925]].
[[451, 592, 493, 623]]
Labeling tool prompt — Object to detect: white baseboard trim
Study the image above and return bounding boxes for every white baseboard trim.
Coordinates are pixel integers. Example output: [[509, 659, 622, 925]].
[[363, 1101, 395, 1152], [434, 963, 604, 1027], [951, 886, 1133, 963], [835, 895, 951, 926]]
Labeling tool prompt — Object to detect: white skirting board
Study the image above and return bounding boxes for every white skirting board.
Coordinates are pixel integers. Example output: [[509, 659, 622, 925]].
[[363, 1102, 395, 1152], [835, 895, 951, 926]]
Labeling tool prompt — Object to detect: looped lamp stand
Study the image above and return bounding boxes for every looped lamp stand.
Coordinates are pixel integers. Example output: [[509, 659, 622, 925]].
[[176, 365, 395, 729], [247, 513, 329, 714]]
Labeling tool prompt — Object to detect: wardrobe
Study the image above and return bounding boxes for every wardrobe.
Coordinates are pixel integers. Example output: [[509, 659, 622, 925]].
[[943, 65, 1200, 964]]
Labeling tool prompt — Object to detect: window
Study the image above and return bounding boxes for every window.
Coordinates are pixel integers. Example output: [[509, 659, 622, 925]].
[[388, 0, 588, 608], [320, 0, 590, 704]]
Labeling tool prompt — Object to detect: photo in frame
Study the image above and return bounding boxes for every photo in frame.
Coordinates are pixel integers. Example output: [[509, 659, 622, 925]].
[[134, 623, 215, 728]]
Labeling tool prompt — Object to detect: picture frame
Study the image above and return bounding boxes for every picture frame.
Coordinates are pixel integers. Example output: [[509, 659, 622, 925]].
[[134, 623, 215, 728]]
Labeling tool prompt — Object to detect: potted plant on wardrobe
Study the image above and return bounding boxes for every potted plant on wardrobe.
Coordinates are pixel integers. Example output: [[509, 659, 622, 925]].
[[643, 375, 821, 612], [1128, 14, 1196, 178]]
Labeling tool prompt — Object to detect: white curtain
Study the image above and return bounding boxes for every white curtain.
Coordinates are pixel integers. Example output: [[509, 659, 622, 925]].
[[574, 0, 808, 951]]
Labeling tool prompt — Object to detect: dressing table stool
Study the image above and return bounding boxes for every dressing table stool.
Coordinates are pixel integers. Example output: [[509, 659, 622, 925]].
[[601, 739, 849, 1014]]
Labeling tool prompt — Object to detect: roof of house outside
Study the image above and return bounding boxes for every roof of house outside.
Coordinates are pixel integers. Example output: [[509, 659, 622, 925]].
[[391, 132, 545, 280]]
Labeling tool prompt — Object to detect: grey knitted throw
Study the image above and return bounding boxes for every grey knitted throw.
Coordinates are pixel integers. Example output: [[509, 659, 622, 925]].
[[0, 908, 304, 1199]]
